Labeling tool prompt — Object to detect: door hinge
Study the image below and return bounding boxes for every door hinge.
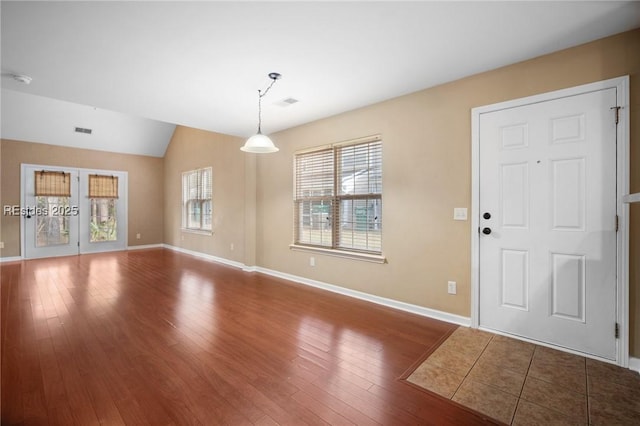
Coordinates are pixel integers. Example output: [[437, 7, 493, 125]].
[[610, 106, 621, 125], [615, 322, 620, 339], [615, 215, 619, 232], [77, 241, 80, 247]]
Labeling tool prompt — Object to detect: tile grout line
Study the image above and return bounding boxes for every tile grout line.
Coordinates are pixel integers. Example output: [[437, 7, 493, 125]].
[[584, 358, 590, 425], [509, 344, 538, 425], [450, 333, 495, 399]]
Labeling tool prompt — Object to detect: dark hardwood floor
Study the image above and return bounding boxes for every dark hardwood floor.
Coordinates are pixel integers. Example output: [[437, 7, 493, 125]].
[[2, 249, 498, 425]]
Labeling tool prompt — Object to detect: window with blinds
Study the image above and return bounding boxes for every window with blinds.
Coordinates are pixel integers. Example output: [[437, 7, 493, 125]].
[[294, 136, 382, 254], [182, 167, 212, 231]]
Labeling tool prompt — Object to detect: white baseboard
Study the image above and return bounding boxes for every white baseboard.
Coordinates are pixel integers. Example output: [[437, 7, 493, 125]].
[[155, 247, 640, 372], [0, 256, 23, 263], [160, 245, 470, 326], [163, 244, 245, 270], [255, 266, 471, 327], [127, 244, 164, 251]]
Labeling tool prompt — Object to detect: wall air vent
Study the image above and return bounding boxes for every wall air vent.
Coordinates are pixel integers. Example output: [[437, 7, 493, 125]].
[[74, 127, 92, 134]]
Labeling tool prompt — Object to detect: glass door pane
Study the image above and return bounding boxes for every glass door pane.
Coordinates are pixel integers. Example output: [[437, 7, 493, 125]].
[[36, 196, 71, 246], [90, 198, 117, 242]]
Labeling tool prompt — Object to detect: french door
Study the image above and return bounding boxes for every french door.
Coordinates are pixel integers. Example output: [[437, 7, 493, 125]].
[[22, 164, 128, 259]]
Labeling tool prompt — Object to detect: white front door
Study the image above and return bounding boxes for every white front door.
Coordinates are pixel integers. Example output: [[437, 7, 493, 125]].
[[22, 165, 128, 259], [478, 87, 618, 360]]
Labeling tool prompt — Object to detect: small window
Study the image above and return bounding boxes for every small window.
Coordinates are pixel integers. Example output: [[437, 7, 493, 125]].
[[294, 136, 382, 255], [182, 167, 212, 232]]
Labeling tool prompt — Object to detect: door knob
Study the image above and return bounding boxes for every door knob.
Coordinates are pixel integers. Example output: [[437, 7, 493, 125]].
[[483, 212, 491, 220], [482, 227, 492, 235]]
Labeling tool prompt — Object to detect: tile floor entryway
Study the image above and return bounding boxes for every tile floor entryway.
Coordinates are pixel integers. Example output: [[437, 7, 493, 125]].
[[405, 327, 640, 425]]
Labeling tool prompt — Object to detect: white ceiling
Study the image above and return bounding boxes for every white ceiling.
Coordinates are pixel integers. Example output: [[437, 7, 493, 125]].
[[2, 1, 639, 157]]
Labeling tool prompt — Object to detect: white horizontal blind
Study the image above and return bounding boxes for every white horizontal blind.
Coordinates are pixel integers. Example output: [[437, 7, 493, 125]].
[[294, 138, 382, 254], [336, 140, 382, 252], [294, 148, 334, 247], [183, 167, 212, 201]]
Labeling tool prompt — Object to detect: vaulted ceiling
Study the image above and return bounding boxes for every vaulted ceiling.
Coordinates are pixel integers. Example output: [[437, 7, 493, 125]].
[[2, 1, 639, 157]]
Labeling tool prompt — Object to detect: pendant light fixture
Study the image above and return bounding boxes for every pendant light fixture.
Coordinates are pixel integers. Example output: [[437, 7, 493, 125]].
[[241, 72, 281, 153]]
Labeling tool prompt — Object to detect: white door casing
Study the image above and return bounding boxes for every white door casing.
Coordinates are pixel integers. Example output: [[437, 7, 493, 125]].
[[471, 76, 629, 366]]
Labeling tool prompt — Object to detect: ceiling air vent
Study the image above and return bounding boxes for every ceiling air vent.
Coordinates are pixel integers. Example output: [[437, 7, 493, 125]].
[[274, 97, 299, 107], [74, 127, 92, 135]]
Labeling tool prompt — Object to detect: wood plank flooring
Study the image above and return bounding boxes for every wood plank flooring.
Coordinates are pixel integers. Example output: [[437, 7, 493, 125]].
[[1, 249, 498, 425]]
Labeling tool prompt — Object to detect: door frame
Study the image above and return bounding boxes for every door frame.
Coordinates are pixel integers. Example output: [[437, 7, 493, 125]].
[[21, 163, 129, 258], [470, 76, 630, 366]]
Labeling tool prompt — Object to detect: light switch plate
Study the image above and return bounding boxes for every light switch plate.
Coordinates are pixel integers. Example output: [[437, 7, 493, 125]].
[[453, 208, 468, 221]]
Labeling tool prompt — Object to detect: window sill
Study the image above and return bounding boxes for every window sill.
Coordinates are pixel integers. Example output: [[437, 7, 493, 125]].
[[289, 244, 386, 264], [181, 228, 213, 236]]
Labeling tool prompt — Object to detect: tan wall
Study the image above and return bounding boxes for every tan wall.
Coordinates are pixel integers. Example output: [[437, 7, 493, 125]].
[[0, 139, 164, 256], [163, 126, 249, 264], [255, 30, 640, 354]]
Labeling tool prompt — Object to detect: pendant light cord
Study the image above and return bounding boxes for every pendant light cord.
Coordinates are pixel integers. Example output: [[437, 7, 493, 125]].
[[256, 75, 279, 134]]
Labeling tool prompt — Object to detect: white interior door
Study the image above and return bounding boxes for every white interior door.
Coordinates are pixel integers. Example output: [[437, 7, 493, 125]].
[[478, 88, 618, 360]]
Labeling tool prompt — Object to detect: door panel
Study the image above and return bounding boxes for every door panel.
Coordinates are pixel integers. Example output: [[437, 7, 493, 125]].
[[24, 167, 79, 259], [501, 249, 529, 310], [79, 170, 127, 254], [479, 88, 617, 360]]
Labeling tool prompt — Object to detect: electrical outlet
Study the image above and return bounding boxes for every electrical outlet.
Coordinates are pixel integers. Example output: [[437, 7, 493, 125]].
[[447, 281, 457, 295], [230, 243, 234, 251], [309, 257, 315, 267], [0, 242, 4, 249], [136, 233, 141, 240]]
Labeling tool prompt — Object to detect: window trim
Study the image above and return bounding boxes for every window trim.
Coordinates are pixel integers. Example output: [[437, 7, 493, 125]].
[[293, 135, 383, 259], [181, 167, 213, 233], [289, 243, 386, 264]]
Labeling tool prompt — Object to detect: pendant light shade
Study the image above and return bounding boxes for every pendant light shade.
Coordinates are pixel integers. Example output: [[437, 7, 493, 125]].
[[241, 72, 282, 154], [240, 132, 279, 153]]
